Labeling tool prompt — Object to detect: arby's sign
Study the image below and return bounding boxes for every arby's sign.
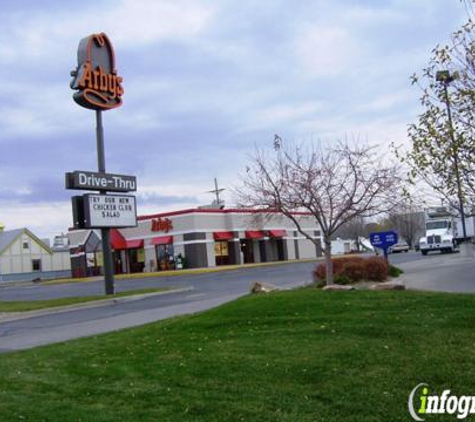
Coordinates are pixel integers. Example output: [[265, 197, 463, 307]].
[[70, 32, 124, 110], [151, 218, 173, 233]]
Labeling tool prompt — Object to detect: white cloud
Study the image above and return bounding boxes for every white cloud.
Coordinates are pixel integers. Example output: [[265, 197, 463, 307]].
[[0, 0, 215, 64], [0, 202, 72, 240], [246, 101, 325, 131], [293, 25, 362, 78], [357, 90, 414, 113]]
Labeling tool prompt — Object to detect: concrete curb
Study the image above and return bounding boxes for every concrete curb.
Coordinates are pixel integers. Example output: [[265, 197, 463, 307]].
[[0, 287, 194, 324]]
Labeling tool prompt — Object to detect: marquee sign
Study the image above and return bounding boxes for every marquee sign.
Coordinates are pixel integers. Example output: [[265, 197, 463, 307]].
[[66, 171, 136, 192], [73, 194, 137, 229], [70, 32, 124, 110]]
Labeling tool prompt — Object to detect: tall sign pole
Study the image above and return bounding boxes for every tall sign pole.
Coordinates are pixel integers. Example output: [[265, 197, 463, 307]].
[[95, 110, 115, 294], [68, 33, 136, 295]]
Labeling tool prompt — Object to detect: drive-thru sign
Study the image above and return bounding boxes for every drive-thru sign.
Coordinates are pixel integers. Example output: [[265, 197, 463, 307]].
[[66, 171, 137, 192]]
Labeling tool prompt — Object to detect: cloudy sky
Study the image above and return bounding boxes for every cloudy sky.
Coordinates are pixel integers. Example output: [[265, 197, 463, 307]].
[[0, 0, 467, 239]]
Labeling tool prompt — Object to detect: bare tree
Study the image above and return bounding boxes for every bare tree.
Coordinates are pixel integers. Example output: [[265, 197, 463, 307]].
[[238, 138, 401, 285], [387, 205, 425, 248], [333, 215, 367, 252]]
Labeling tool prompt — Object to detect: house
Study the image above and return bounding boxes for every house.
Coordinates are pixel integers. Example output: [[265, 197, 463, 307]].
[[0, 226, 71, 283]]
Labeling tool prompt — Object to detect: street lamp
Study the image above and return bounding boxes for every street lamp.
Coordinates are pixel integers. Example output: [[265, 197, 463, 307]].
[[435, 70, 467, 240]]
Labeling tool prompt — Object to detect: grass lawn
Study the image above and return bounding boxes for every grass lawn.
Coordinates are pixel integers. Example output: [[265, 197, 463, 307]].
[[0, 287, 171, 312], [0, 289, 475, 421]]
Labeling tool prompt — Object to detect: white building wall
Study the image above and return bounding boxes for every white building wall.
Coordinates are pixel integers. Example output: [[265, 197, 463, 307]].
[[297, 230, 318, 259], [52, 251, 71, 271], [0, 233, 53, 275], [0, 256, 11, 273], [205, 233, 216, 267], [286, 238, 296, 260]]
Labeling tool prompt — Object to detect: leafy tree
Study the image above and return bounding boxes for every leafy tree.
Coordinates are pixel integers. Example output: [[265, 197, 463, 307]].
[[400, 1, 475, 227]]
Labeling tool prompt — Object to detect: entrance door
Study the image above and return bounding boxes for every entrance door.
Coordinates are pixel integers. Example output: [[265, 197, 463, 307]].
[[128, 248, 145, 273], [156, 244, 175, 270], [240, 240, 254, 263], [276, 239, 285, 261], [113, 251, 124, 274], [259, 240, 267, 262]]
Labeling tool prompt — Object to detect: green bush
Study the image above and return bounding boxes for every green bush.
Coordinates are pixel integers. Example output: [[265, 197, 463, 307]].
[[389, 264, 404, 278], [334, 274, 352, 285], [313, 279, 326, 289]]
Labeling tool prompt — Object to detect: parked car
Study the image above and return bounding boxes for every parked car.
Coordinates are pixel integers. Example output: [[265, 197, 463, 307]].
[[389, 242, 410, 253]]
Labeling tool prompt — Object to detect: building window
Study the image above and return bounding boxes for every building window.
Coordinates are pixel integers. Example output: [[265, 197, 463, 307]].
[[214, 241, 229, 266], [23, 242, 29, 250], [32, 259, 42, 272]]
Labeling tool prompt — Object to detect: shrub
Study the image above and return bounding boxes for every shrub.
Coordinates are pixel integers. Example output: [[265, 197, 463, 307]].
[[313, 279, 326, 289], [313, 262, 326, 281], [365, 257, 389, 282], [313, 255, 390, 283], [389, 264, 404, 278], [334, 274, 352, 285], [342, 260, 367, 281]]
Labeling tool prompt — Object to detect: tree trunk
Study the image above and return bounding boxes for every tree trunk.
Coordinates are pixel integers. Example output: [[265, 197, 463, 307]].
[[324, 236, 333, 285]]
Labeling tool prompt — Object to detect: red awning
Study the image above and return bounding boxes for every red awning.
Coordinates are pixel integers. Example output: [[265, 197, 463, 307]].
[[245, 230, 265, 239], [268, 229, 287, 238], [126, 239, 144, 249], [110, 229, 127, 250], [214, 231, 234, 241], [151, 236, 173, 245]]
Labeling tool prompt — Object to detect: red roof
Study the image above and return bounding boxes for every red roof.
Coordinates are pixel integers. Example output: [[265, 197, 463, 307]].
[[126, 239, 144, 249], [138, 208, 312, 221], [213, 231, 234, 241], [110, 229, 126, 250], [151, 236, 173, 245], [245, 230, 265, 239], [268, 229, 287, 238]]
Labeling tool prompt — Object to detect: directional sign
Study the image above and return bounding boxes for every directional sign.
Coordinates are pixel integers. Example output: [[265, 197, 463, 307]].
[[66, 170, 136, 192], [83, 194, 137, 228], [370, 231, 398, 258]]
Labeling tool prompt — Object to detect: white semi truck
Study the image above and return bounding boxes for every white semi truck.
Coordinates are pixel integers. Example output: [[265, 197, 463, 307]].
[[419, 207, 474, 255]]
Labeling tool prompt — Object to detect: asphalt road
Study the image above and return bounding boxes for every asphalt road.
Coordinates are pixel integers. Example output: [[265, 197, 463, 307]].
[[0, 260, 316, 301], [0, 261, 316, 353], [392, 250, 475, 293], [0, 251, 473, 353]]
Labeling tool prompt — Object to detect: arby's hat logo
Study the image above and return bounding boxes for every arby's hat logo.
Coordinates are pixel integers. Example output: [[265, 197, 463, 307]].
[[70, 33, 124, 111]]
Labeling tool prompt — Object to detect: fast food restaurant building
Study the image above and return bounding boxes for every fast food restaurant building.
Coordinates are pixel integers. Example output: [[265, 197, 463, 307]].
[[68, 208, 323, 277]]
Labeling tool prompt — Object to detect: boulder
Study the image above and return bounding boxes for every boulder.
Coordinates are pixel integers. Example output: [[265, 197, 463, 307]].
[[322, 284, 355, 291], [370, 282, 405, 291], [250, 282, 280, 294]]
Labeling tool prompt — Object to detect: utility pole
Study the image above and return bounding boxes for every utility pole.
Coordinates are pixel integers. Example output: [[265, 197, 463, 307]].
[[208, 178, 225, 206]]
